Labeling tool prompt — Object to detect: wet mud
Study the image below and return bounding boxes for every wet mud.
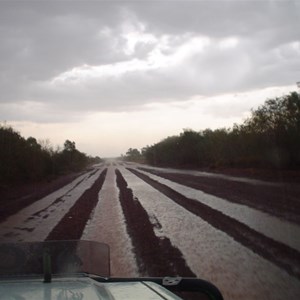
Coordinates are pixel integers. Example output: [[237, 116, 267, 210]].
[[46, 169, 107, 240], [129, 168, 300, 279], [139, 167, 300, 225], [28, 176, 87, 220], [115, 168, 195, 277], [0, 172, 84, 223]]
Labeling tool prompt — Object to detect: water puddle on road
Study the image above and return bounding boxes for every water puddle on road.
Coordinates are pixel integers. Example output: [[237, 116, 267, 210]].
[[0, 168, 103, 242], [81, 166, 138, 277], [119, 166, 300, 300], [137, 168, 300, 252]]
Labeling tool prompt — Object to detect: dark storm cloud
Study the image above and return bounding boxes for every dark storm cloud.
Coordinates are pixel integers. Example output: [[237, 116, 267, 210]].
[[0, 1, 127, 81], [0, 0, 299, 122], [128, 1, 299, 41]]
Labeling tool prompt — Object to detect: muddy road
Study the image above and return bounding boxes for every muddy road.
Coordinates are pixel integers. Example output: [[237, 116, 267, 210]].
[[0, 161, 299, 300]]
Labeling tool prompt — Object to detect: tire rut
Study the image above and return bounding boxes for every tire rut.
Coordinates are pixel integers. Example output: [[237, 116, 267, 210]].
[[25, 175, 89, 221], [115, 168, 195, 277], [45, 169, 107, 240], [0, 172, 85, 223], [129, 167, 300, 279], [139, 167, 300, 225]]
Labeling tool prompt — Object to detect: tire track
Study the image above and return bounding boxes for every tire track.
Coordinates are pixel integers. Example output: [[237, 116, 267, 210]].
[[139, 167, 300, 225], [0, 172, 85, 223], [81, 167, 138, 277], [24, 174, 90, 221], [128, 167, 300, 279], [137, 167, 300, 253], [46, 169, 107, 240], [115, 169, 195, 277]]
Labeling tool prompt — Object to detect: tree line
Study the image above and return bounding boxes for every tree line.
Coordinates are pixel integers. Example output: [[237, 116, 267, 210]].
[[126, 92, 300, 170], [0, 125, 101, 186]]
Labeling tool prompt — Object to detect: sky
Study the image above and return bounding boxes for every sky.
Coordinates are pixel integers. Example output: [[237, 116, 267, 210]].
[[0, 0, 299, 158]]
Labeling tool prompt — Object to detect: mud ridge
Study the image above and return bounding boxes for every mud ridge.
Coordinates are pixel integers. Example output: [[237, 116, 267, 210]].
[[28, 175, 89, 220], [46, 169, 107, 240], [88, 168, 99, 178], [139, 167, 300, 225], [115, 169, 195, 277], [0, 171, 89, 223], [129, 168, 300, 279]]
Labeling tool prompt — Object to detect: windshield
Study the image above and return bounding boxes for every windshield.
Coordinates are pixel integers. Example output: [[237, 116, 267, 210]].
[[0, 1, 300, 300], [0, 240, 110, 278]]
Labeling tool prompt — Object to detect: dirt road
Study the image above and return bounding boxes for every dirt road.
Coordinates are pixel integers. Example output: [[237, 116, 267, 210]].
[[0, 161, 299, 299]]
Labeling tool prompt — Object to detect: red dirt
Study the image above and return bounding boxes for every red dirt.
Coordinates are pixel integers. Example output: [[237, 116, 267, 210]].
[[115, 168, 195, 277], [139, 167, 300, 225], [1, 163, 299, 288], [129, 167, 300, 280], [0, 172, 86, 223], [46, 169, 107, 240], [205, 167, 300, 183]]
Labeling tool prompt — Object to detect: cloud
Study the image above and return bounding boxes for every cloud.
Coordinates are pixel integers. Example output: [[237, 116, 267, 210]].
[[0, 0, 299, 123]]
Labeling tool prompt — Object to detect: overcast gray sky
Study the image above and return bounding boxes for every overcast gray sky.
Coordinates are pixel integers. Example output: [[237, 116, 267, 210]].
[[0, 0, 299, 157]]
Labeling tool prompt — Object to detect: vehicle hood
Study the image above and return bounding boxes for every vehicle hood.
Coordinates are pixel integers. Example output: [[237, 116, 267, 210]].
[[0, 277, 181, 300]]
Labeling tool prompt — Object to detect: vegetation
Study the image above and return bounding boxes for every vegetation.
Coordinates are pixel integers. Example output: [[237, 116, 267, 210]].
[[141, 92, 300, 170], [0, 125, 102, 187], [122, 148, 144, 163]]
